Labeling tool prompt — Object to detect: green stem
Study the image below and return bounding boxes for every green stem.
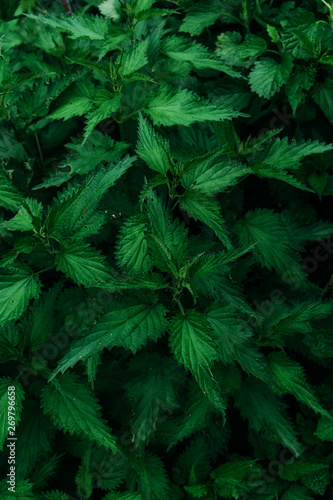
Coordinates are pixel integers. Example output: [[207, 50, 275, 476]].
[[35, 131, 44, 165], [242, 0, 251, 33], [34, 266, 54, 276], [0, 129, 16, 141]]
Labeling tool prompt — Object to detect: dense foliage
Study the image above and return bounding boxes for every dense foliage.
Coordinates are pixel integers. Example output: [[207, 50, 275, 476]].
[[1, 0, 333, 498]]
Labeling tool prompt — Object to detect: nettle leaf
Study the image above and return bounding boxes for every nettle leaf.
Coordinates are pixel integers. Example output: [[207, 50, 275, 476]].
[[127, 451, 170, 500], [26, 13, 109, 40], [267, 351, 329, 417], [146, 192, 188, 273], [0, 57, 49, 96], [5, 198, 43, 232], [179, 189, 232, 249], [24, 281, 62, 350], [49, 80, 95, 121], [161, 36, 241, 77], [35, 131, 129, 188], [50, 297, 168, 379], [55, 241, 115, 287], [194, 267, 253, 314], [115, 214, 152, 274], [286, 66, 316, 113], [46, 158, 134, 238], [125, 353, 180, 447], [238, 35, 267, 58], [249, 56, 293, 99], [210, 460, 255, 497], [259, 137, 333, 170], [0, 173, 23, 211], [188, 243, 256, 280], [166, 387, 213, 450], [180, 157, 250, 194], [180, 0, 222, 36], [206, 304, 270, 383], [144, 86, 244, 127], [0, 264, 41, 325], [136, 114, 172, 174], [103, 493, 143, 500], [41, 373, 120, 453], [118, 39, 149, 76], [313, 78, 333, 123], [169, 310, 226, 416], [83, 90, 122, 141], [15, 399, 53, 478], [238, 209, 307, 286], [235, 378, 302, 456], [0, 479, 34, 499], [0, 378, 24, 451], [281, 484, 316, 500], [40, 491, 70, 500]]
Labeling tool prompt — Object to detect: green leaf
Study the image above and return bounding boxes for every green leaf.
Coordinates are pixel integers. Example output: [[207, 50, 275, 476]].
[[238, 35, 267, 58], [0, 378, 24, 452], [75, 449, 93, 500], [267, 351, 329, 417], [46, 158, 134, 238], [41, 373, 120, 453], [188, 243, 256, 280], [206, 304, 270, 383], [49, 297, 168, 379], [127, 451, 170, 500], [136, 114, 172, 174], [235, 378, 302, 456], [55, 241, 114, 287], [15, 399, 53, 478], [26, 13, 109, 40], [267, 25, 280, 43], [238, 209, 306, 284], [5, 198, 43, 232], [115, 214, 152, 274], [24, 281, 62, 350], [249, 56, 293, 99], [210, 460, 255, 497], [35, 131, 129, 188], [180, 1, 221, 36], [167, 387, 213, 450], [281, 484, 315, 500], [169, 310, 226, 416], [42, 492, 69, 500], [285, 66, 315, 113], [180, 189, 232, 249], [119, 39, 149, 76], [83, 90, 122, 141], [313, 78, 333, 123], [0, 173, 22, 211], [98, 0, 122, 20], [315, 411, 333, 442], [146, 192, 188, 273], [161, 36, 241, 77], [180, 157, 250, 194], [103, 493, 143, 500], [49, 81, 95, 121], [144, 86, 244, 127], [0, 57, 49, 95], [260, 137, 333, 170], [125, 353, 180, 447], [0, 479, 34, 499], [0, 264, 41, 325]]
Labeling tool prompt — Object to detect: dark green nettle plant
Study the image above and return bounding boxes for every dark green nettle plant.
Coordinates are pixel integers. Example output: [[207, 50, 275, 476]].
[[1, 0, 333, 498]]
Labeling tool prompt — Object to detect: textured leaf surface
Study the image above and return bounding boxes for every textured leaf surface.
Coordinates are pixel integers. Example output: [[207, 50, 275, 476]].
[[144, 86, 244, 126], [50, 298, 168, 379], [41, 373, 120, 452]]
